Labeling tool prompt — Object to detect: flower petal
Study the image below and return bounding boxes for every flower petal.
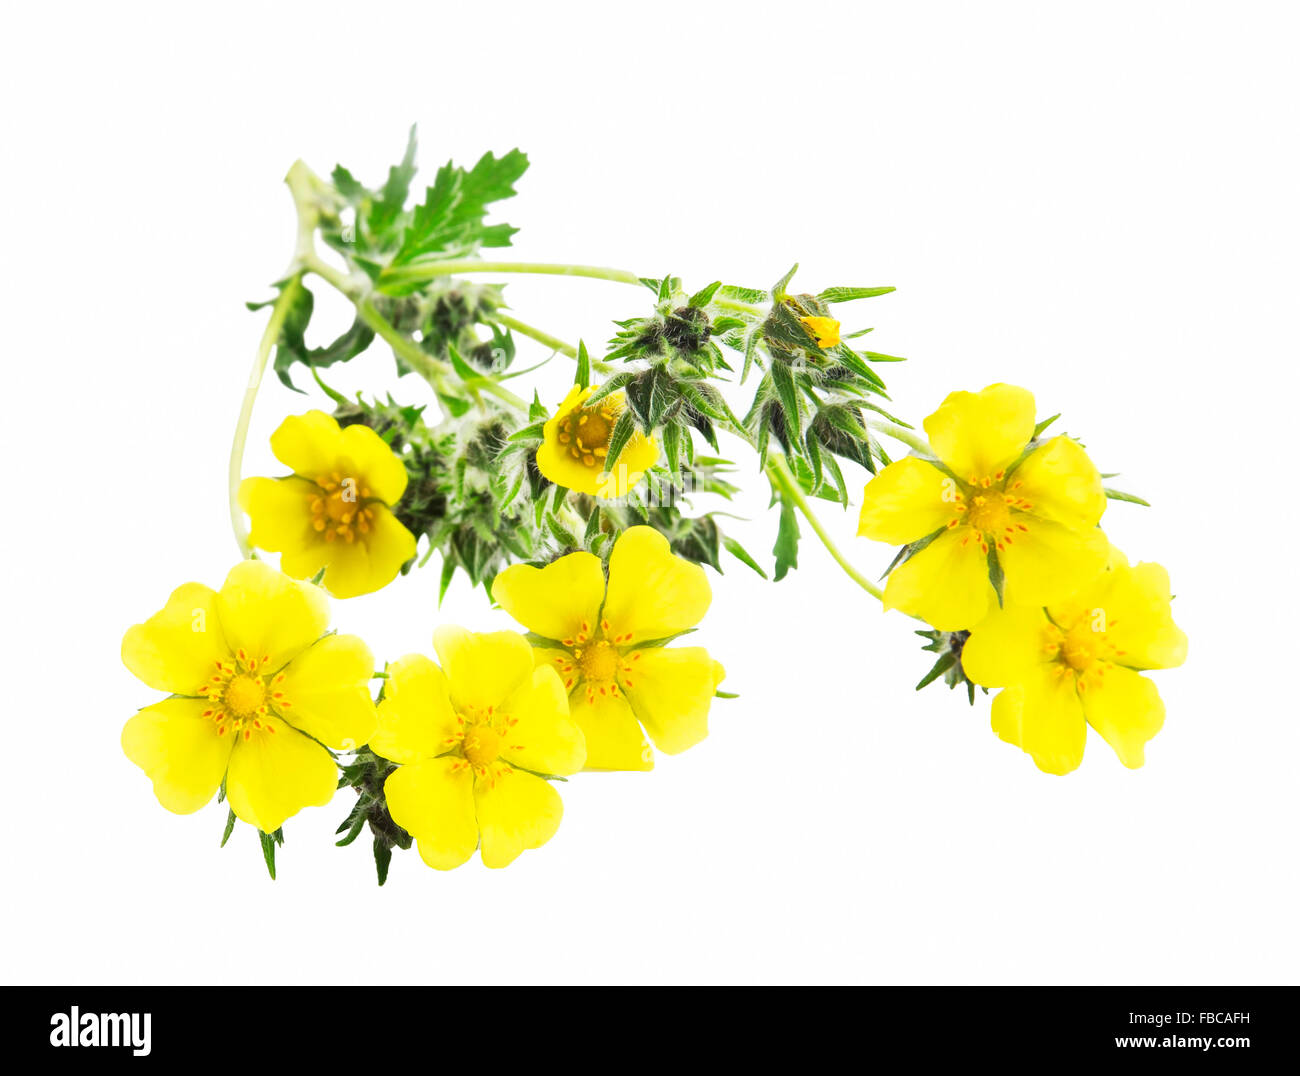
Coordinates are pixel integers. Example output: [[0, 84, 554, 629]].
[[314, 504, 417, 599], [1007, 435, 1106, 530], [962, 605, 1053, 688], [1094, 560, 1188, 671], [274, 633, 376, 750], [492, 550, 606, 643], [385, 758, 478, 870], [501, 666, 586, 775], [602, 526, 711, 646], [239, 476, 319, 557], [121, 582, 230, 695], [622, 646, 720, 755], [121, 698, 233, 814], [337, 422, 409, 504], [474, 765, 564, 869], [371, 654, 461, 764], [1081, 665, 1165, 769], [569, 690, 653, 771], [597, 430, 658, 499], [923, 383, 1036, 482], [883, 527, 995, 631], [999, 517, 1108, 608], [990, 666, 1087, 775], [224, 716, 337, 832], [433, 627, 534, 713], [269, 410, 344, 478], [216, 560, 329, 673], [857, 457, 957, 545]]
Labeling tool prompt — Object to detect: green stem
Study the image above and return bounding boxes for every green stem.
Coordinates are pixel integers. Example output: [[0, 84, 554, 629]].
[[379, 259, 644, 289], [302, 254, 527, 411], [713, 295, 767, 316], [868, 419, 931, 456], [767, 455, 884, 602], [229, 274, 304, 557], [492, 312, 577, 358]]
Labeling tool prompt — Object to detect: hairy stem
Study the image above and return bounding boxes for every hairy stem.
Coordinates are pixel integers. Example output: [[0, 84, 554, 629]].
[[767, 455, 884, 602], [229, 273, 304, 557], [868, 419, 931, 456], [379, 260, 643, 289]]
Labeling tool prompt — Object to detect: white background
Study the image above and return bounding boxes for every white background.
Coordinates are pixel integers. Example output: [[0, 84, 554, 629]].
[[3, 1, 1297, 985]]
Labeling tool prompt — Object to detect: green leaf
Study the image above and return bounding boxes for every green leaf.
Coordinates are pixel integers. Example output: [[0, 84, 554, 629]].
[[258, 830, 278, 881], [1033, 413, 1061, 438], [220, 808, 236, 848], [575, 339, 591, 388], [1104, 487, 1151, 507], [768, 360, 802, 443], [391, 148, 529, 267], [723, 535, 768, 578], [605, 410, 637, 471], [773, 491, 800, 581], [688, 280, 722, 308], [374, 836, 393, 887], [771, 263, 799, 298], [816, 286, 896, 303]]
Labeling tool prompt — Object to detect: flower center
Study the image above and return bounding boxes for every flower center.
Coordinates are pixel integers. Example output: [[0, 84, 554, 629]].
[[579, 641, 619, 683], [198, 649, 288, 739], [965, 493, 1010, 535], [558, 401, 620, 470], [462, 724, 501, 767], [224, 674, 266, 718], [309, 471, 377, 545]]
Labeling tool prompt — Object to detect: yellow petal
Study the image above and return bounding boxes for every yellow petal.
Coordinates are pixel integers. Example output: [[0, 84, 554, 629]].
[[883, 527, 995, 631], [274, 633, 376, 750], [385, 758, 478, 869], [1007, 436, 1106, 530], [501, 666, 586, 775], [990, 666, 1087, 775], [602, 526, 711, 646], [269, 410, 345, 478], [622, 646, 719, 755], [597, 429, 658, 499], [923, 383, 1035, 483], [432, 627, 534, 713], [337, 422, 409, 504], [1081, 665, 1165, 769], [799, 315, 841, 349], [239, 475, 319, 557], [999, 518, 1108, 608], [371, 654, 461, 764], [224, 716, 337, 832], [962, 605, 1053, 688], [216, 560, 329, 673], [474, 765, 564, 868], [121, 697, 233, 814], [1088, 560, 1188, 671], [492, 550, 606, 642], [313, 504, 417, 598], [857, 457, 957, 545], [569, 689, 653, 771], [535, 385, 657, 498], [121, 582, 230, 695]]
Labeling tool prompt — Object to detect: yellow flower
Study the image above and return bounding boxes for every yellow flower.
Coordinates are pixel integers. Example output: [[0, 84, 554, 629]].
[[370, 628, 585, 870], [799, 315, 841, 349], [121, 560, 377, 832], [535, 385, 658, 498], [961, 547, 1188, 775], [492, 526, 725, 771], [857, 383, 1109, 630], [239, 410, 417, 598]]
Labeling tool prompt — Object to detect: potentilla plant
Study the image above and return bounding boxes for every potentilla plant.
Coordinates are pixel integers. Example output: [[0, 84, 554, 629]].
[[121, 128, 1187, 883]]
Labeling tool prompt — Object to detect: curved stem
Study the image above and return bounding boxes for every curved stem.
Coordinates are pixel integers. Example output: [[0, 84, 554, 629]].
[[229, 274, 304, 557], [492, 312, 577, 358], [379, 260, 643, 289], [868, 419, 931, 456], [713, 295, 766, 316], [767, 455, 884, 602], [302, 253, 527, 411]]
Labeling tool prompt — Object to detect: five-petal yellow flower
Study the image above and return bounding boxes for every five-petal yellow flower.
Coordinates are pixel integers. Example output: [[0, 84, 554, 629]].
[[961, 547, 1188, 774], [121, 560, 377, 832], [492, 526, 725, 771], [371, 628, 586, 869], [239, 410, 417, 598], [857, 383, 1109, 630], [536, 385, 658, 498]]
